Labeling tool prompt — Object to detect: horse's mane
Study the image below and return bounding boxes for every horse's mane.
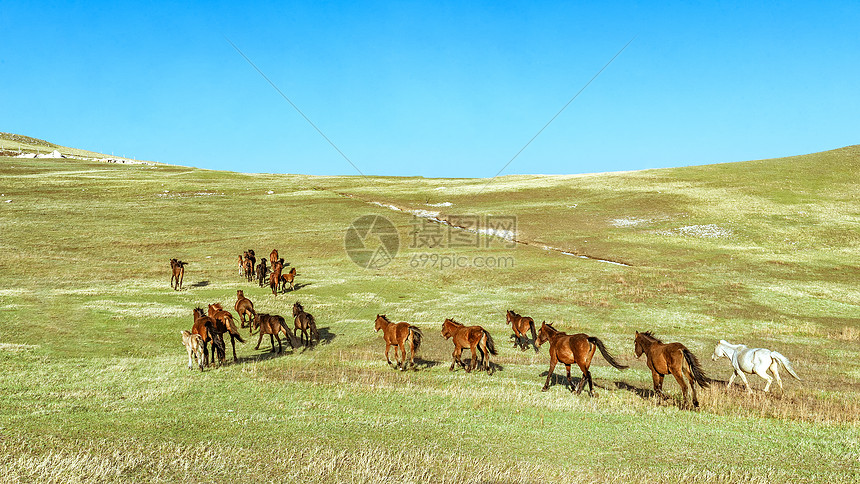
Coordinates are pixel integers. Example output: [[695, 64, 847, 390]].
[[378, 314, 390, 323], [639, 331, 663, 343], [445, 318, 464, 327]]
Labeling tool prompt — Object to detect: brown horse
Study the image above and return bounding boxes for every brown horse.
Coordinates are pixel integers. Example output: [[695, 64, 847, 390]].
[[634, 331, 710, 408], [441, 318, 497, 374], [191, 308, 224, 367], [270, 260, 283, 295], [243, 257, 254, 282], [536, 322, 628, 396], [269, 249, 279, 267], [170, 259, 187, 291], [374, 315, 423, 370], [235, 290, 256, 332], [206, 304, 246, 363], [292, 302, 319, 347], [280, 267, 297, 292], [506, 310, 537, 351], [244, 249, 256, 269], [252, 313, 298, 353], [256, 259, 269, 287]]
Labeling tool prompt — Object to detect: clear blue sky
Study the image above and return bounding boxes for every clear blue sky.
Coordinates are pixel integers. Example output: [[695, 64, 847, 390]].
[[2, 1, 858, 177]]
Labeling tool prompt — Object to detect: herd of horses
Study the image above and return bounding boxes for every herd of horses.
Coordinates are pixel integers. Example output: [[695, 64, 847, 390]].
[[238, 249, 297, 295], [174, 253, 801, 410]]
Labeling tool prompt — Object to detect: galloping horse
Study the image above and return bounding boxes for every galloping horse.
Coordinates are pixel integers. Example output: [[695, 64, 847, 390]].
[[256, 258, 269, 288], [292, 302, 319, 347], [506, 310, 537, 351], [206, 304, 246, 363], [374, 314, 423, 370], [712, 340, 800, 393], [269, 260, 283, 295], [234, 290, 256, 332], [536, 322, 627, 395], [170, 259, 187, 291], [441, 318, 497, 374], [252, 313, 297, 353], [280, 267, 297, 292], [635, 331, 710, 408], [191, 308, 224, 367]]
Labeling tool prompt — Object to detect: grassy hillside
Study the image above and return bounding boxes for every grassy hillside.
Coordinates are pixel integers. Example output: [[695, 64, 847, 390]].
[[0, 141, 857, 483]]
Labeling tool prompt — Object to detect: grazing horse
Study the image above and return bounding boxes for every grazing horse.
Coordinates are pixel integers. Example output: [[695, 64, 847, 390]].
[[256, 258, 269, 287], [536, 322, 627, 396], [170, 259, 187, 290], [280, 267, 297, 292], [292, 302, 319, 347], [712, 340, 800, 393], [252, 313, 297, 353], [506, 310, 537, 351], [270, 260, 283, 295], [635, 331, 710, 408], [191, 308, 224, 367], [270, 249, 279, 267], [180, 330, 206, 371], [234, 290, 256, 332], [374, 314, 423, 370], [205, 304, 246, 363], [441, 318, 497, 374]]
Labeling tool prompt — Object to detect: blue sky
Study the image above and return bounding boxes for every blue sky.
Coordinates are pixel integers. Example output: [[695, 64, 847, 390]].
[[1, 1, 858, 177]]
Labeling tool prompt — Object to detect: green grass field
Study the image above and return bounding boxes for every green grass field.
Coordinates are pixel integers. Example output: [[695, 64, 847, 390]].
[[0, 135, 858, 482]]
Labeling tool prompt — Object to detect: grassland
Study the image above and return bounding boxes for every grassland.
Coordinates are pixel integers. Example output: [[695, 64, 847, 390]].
[[0, 141, 858, 483]]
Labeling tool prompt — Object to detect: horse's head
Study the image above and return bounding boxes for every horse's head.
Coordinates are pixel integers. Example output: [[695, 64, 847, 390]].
[[634, 332, 645, 358], [237, 290, 244, 298], [293, 302, 303, 316], [536, 321, 554, 347], [193, 307, 205, 318], [441, 319, 456, 339], [712, 340, 730, 361], [374, 314, 387, 332], [251, 313, 261, 331]]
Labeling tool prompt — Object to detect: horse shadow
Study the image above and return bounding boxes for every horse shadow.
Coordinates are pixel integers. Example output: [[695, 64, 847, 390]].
[[233, 346, 298, 364], [190, 280, 210, 288], [412, 357, 441, 370], [538, 371, 610, 392], [614, 380, 657, 399], [289, 282, 312, 291]]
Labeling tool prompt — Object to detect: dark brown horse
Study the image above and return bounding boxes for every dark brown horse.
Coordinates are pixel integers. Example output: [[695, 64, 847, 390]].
[[256, 258, 269, 287], [191, 308, 224, 367], [243, 257, 254, 282], [269, 249, 279, 267], [441, 318, 497, 374], [244, 249, 256, 269], [206, 304, 246, 363], [269, 260, 283, 295], [536, 322, 628, 396], [234, 290, 256, 332], [170, 259, 187, 291], [252, 313, 297, 353], [506, 309, 537, 351], [634, 331, 710, 408], [280, 267, 297, 292], [374, 315, 423, 370], [292, 302, 318, 347]]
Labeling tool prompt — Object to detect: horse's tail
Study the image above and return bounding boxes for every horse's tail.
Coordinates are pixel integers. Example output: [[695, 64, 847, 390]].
[[409, 326, 423, 353], [484, 330, 498, 356], [588, 336, 628, 370], [225, 314, 245, 343], [308, 314, 319, 342], [683, 349, 711, 388], [206, 320, 225, 356], [771, 351, 801, 380], [279, 318, 299, 348], [528, 318, 538, 351]]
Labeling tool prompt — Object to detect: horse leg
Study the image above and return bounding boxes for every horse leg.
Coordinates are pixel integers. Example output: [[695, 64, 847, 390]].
[[672, 370, 692, 408], [385, 343, 393, 367], [652, 372, 666, 399], [255, 331, 264, 350], [727, 371, 737, 389], [468, 345, 478, 373], [769, 361, 783, 392], [274, 333, 282, 353], [542, 355, 558, 391], [449, 348, 457, 371], [682, 365, 699, 407], [737, 370, 753, 394], [230, 335, 238, 362], [567, 364, 578, 393], [754, 366, 774, 392], [186, 347, 194, 370]]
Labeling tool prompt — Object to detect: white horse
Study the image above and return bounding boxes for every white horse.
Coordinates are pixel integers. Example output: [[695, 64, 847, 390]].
[[712, 340, 800, 393]]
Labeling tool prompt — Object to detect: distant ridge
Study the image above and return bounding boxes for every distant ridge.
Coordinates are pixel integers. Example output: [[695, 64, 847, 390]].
[[0, 131, 155, 165]]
